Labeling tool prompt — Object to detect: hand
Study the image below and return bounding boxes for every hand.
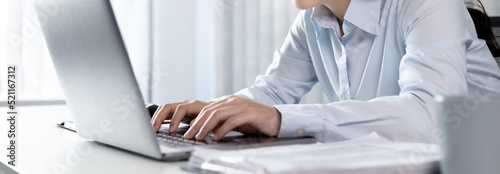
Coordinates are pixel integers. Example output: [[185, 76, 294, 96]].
[[184, 95, 282, 141], [151, 100, 210, 132]]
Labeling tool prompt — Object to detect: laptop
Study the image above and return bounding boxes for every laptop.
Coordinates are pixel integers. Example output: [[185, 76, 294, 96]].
[[32, 0, 316, 161], [436, 95, 500, 174]]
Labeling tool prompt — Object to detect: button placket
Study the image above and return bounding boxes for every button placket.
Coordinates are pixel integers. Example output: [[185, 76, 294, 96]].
[[338, 46, 351, 101]]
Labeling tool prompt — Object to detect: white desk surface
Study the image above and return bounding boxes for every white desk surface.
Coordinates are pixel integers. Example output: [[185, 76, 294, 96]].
[[7, 105, 189, 174]]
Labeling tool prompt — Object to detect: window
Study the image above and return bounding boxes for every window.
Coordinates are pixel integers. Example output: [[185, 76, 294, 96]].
[[1, 0, 64, 105]]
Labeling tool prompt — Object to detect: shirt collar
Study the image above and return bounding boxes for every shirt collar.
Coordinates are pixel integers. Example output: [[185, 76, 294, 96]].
[[311, 5, 338, 29], [311, 0, 382, 35], [344, 0, 381, 35]]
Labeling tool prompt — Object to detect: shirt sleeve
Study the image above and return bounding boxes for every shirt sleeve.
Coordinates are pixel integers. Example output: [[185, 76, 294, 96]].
[[230, 11, 318, 105], [276, 0, 472, 143]]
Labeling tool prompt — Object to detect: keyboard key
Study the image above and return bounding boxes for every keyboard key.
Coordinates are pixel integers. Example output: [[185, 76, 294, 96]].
[[156, 131, 217, 148]]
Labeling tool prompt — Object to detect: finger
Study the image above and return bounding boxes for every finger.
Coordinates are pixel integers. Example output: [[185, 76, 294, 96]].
[[210, 121, 224, 134], [194, 105, 248, 140], [183, 98, 232, 138], [151, 104, 164, 124], [212, 112, 255, 140], [152, 103, 180, 132], [184, 97, 241, 139], [169, 100, 207, 133], [190, 118, 196, 126]]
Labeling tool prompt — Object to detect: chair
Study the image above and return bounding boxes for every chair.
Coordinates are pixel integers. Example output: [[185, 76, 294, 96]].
[[491, 17, 500, 67]]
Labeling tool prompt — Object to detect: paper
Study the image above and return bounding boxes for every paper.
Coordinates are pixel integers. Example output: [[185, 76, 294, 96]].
[[189, 133, 440, 173], [188, 133, 440, 174]]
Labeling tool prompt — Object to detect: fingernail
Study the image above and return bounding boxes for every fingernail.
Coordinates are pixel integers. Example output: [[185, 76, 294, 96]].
[[213, 134, 219, 140], [169, 125, 174, 132]]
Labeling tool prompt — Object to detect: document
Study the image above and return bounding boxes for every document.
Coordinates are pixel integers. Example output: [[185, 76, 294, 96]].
[[187, 133, 440, 174]]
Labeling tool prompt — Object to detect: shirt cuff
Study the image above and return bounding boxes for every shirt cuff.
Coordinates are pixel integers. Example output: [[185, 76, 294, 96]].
[[274, 104, 324, 138]]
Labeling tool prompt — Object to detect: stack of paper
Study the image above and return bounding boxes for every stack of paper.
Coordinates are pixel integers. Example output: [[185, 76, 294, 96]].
[[187, 133, 440, 174]]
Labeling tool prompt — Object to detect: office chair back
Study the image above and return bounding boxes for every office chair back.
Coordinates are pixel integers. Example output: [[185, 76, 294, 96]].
[[491, 17, 500, 67]]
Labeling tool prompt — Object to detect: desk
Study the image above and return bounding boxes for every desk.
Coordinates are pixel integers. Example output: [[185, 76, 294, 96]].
[[5, 105, 188, 174]]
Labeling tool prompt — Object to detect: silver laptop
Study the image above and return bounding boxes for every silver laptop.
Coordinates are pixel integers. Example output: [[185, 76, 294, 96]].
[[32, 0, 316, 161], [436, 95, 500, 173]]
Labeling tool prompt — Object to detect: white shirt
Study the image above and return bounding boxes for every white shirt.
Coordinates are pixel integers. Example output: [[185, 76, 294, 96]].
[[231, 0, 500, 143]]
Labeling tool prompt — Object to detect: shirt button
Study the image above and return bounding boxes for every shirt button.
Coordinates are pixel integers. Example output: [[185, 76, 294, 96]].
[[346, 25, 352, 32], [296, 129, 305, 136], [345, 93, 351, 100]]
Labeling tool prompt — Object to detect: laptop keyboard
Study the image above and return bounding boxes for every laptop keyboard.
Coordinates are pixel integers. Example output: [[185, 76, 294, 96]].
[[156, 127, 218, 148]]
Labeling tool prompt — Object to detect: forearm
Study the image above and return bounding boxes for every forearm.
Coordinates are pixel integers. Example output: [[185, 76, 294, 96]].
[[275, 93, 438, 143]]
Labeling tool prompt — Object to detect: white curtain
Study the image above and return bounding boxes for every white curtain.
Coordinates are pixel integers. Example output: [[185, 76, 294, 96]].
[[213, 0, 329, 104], [1, 0, 64, 102], [149, 0, 216, 104]]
